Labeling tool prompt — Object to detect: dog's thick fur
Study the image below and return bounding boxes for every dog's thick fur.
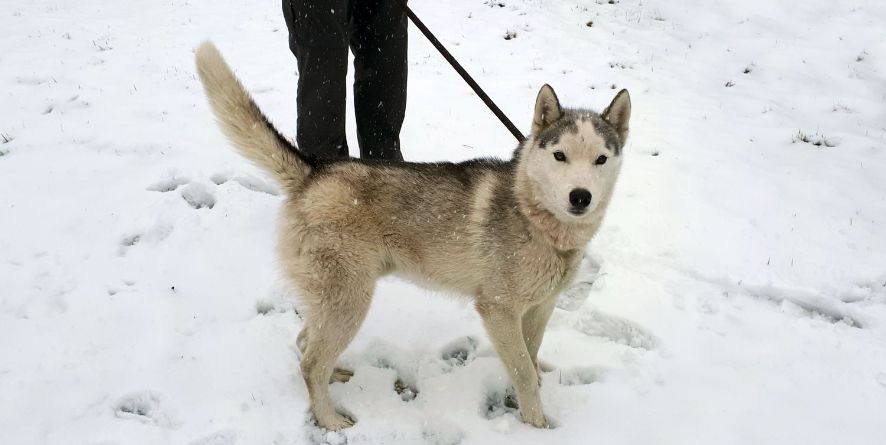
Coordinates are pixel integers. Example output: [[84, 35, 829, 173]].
[[195, 42, 631, 430]]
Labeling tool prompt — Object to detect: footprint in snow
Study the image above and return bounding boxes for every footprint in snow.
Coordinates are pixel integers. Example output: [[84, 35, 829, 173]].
[[440, 336, 479, 369], [558, 253, 602, 311], [421, 420, 465, 445], [777, 299, 862, 328], [107, 280, 135, 296], [146, 175, 190, 192], [114, 391, 179, 428], [255, 297, 298, 316], [572, 309, 659, 350], [735, 282, 865, 328], [187, 430, 238, 445], [482, 386, 519, 420], [117, 233, 141, 256], [15, 75, 50, 86], [211, 171, 279, 196], [366, 350, 419, 402], [394, 378, 419, 402], [180, 183, 216, 209], [147, 174, 221, 209], [117, 223, 172, 256], [838, 279, 886, 304], [41, 95, 90, 116], [556, 366, 606, 386]]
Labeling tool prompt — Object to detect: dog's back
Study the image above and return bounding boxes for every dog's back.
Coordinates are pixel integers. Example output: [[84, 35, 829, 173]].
[[279, 158, 535, 296]]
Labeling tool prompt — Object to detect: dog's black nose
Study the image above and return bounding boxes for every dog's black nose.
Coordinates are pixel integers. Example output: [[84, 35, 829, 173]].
[[569, 188, 592, 211]]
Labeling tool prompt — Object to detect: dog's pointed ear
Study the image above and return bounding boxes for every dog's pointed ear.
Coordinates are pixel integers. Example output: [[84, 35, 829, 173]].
[[602, 89, 631, 142], [531, 84, 562, 135]]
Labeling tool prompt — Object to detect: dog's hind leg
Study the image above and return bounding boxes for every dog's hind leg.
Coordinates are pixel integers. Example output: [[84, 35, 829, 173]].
[[300, 284, 372, 430], [476, 300, 548, 428], [297, 327, 354, 383], [293, 252, 375, 431], [522, 296, 558, 383]]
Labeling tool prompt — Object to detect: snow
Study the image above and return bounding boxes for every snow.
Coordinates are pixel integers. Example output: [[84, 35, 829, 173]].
[[1, 0, 885, 444]]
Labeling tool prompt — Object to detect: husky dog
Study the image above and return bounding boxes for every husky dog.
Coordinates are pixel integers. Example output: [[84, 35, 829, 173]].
[[195, 42, 630, 430]]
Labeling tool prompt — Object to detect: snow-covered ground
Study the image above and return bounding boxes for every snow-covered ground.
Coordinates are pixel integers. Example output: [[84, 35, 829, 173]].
[[2, 0, 886, 443]]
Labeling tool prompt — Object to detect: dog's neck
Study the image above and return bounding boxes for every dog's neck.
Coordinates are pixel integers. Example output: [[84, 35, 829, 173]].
[[513, 171, 606, 252]]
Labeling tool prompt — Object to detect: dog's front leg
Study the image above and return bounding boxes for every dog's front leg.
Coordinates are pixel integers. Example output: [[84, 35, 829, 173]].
[[522, 296, 558, 384], [476, 300, 548, 428]]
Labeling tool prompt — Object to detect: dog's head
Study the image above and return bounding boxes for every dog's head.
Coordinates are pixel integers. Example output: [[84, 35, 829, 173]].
[[517, 84, 631, 223]]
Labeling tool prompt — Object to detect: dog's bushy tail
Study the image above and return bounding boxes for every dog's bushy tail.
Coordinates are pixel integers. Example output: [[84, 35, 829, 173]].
[[195, 41, 310, 188]]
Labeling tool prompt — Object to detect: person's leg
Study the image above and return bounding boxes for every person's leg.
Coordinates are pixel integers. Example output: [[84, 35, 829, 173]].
[[283, 0, 351, 159], [350, 0, 408, 160]]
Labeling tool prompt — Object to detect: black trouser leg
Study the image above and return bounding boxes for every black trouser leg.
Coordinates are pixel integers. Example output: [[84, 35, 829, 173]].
[[350, 0, 408, 160], [283, 0, 351, 159], [292, 45, 349, 159]]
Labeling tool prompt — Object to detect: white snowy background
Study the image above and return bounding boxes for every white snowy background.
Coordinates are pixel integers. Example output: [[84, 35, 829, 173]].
[[1, 0, 885, 444]]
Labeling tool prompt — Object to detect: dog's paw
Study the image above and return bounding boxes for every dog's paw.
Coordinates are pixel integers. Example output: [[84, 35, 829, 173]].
[[316, 412, 355, 431], [522, 413, 550, 429]]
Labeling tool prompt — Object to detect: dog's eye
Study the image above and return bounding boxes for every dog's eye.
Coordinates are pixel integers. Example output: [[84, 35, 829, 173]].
[[595, 155, 608, 165], [553, 151, 567, 162]]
